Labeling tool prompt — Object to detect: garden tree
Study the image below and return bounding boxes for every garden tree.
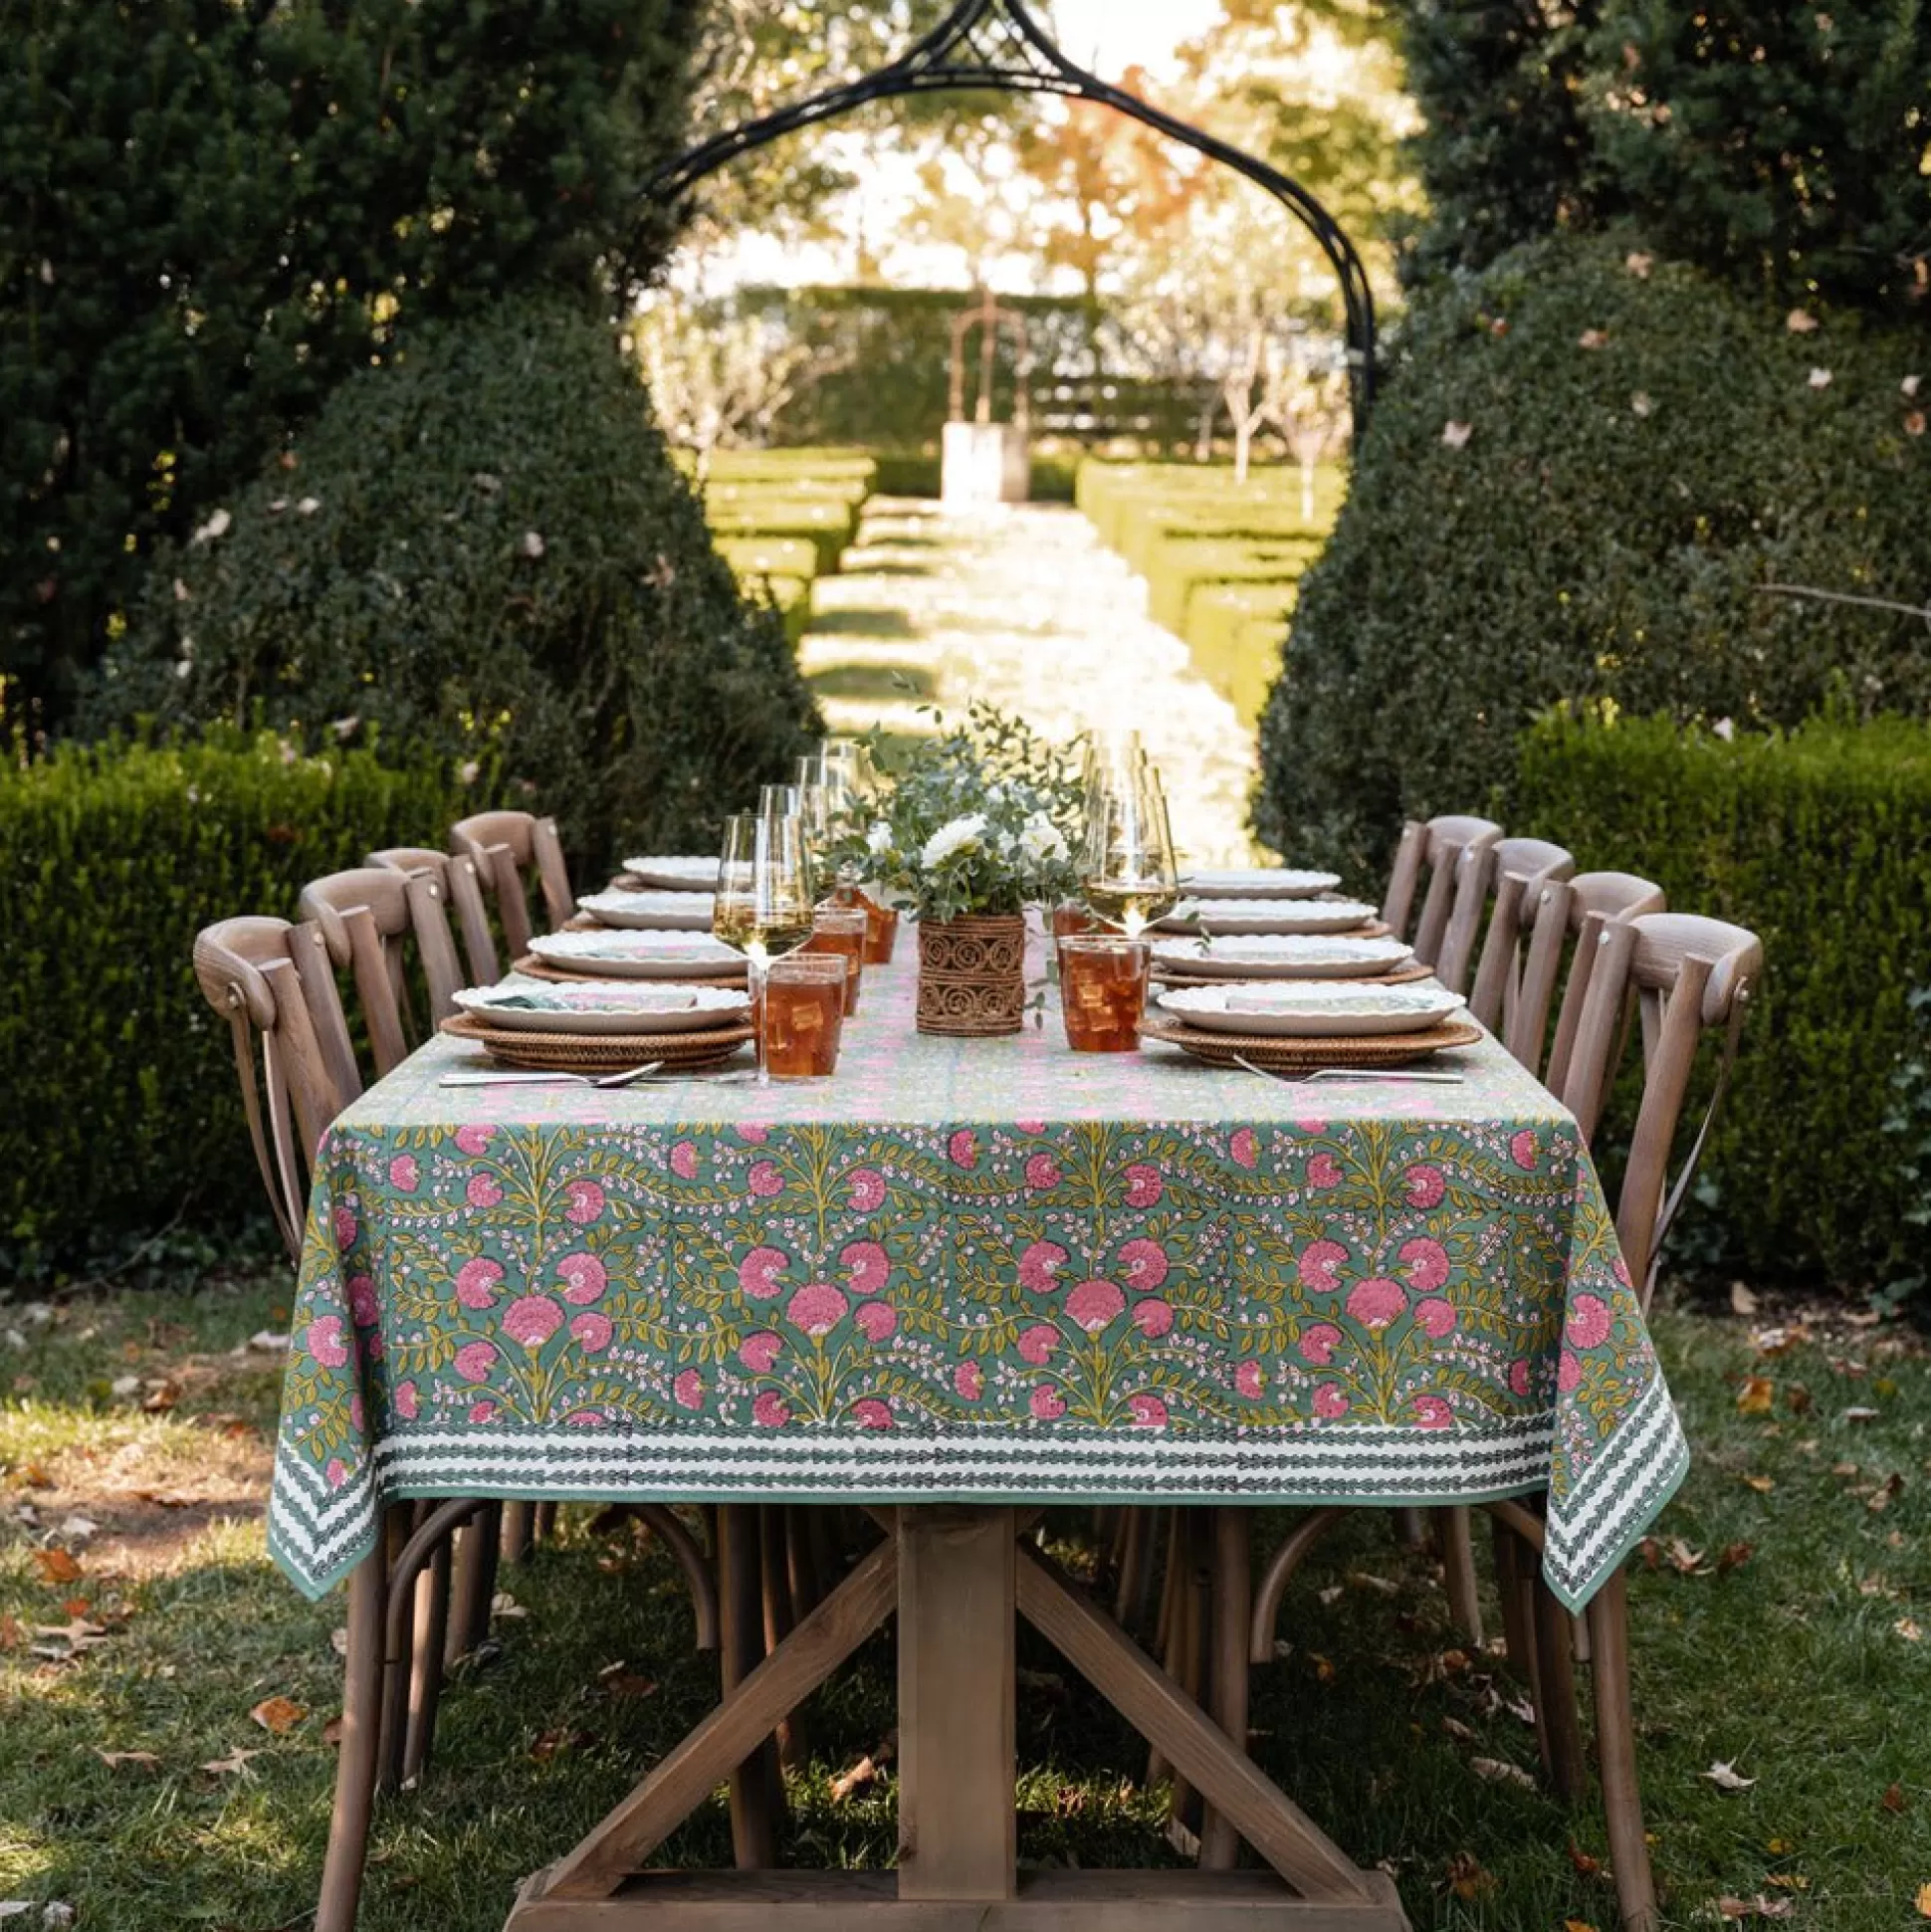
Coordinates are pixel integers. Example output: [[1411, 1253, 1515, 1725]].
[[0, 0, 701, 735], [1268, 353, 1353, 518]]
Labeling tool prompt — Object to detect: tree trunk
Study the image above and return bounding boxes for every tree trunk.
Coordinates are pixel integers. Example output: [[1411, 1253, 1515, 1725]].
[[1300, 452, 1316, 523]]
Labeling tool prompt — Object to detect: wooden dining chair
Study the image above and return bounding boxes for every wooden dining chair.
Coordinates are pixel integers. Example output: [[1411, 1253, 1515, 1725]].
[[1381, 814, 1502, 986], [368, 845, 502, 985], [1465, 838, 1577, 1033], [451, 809, 574, 962]]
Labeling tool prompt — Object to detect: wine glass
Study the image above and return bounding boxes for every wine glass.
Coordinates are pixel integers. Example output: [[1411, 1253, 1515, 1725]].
[[715, 808, 816, 1085], [1082, 760, 1179, 940]]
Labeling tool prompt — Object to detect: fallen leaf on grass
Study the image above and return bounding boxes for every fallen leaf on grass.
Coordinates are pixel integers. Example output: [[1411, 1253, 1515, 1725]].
[[0, 1615, 22, 1650], [1565, 1922, 1600, 1932], [250, 1695, 306, 1735], [1883, 1784, 1908, 1814], [1718, 1542, 1755, 1575], [1766, 1874, 1810, 1891], [1743, 1475, 1776, 1493], [1844, 1406, 1880, 1423], [94, 1750, 160, 1772], [1718, 1896, 1794, 1920], [1737, 1377, 1776, 1415], [595, 1661, 658, 1700], [1309, 1653, 1336, 1682], [1441, 420, 1473, 450], [1569, 1842, 1604, 1876], [56, 1516, 98, 1543], [1731, 1283, 1760, 1316], [1896, 1618, 1923, 1643], [529, 1727, 596, 1764], [1442, 1715, 1477, 1744], [1787, 309, 1821, 333], [491, 1593, 530, 1619], [1704, 1760, 1758, 1792], [1346, 1570, 1399, 1598], [202, 1746, 261, 1778], [1316, 1584, 1344, 1607], [1869, 1474, 1906, 1513], [1579, 328, 1610, 350], [31, 1618, 108, 1660], [30, 1550, 82, 1586], [1470, 1757, 1536, 1791], [1444, 1851, 1494, 1899], [1915, 1879, 1931, 1916], [830, 1755, 886, 1802], [1625, 251, 1653, 278]]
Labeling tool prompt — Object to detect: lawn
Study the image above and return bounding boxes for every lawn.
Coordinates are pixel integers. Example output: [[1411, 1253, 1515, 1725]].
[[2, 1277, 1927, 1929]]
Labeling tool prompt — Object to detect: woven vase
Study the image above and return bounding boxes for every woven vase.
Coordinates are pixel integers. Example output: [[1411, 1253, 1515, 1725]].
[[915, 913, 1027, 1037]]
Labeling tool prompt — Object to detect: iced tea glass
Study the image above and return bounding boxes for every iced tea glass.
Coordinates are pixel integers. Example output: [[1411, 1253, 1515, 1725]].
[[759, 954, 848, 1078], [805, 904, 867, 1014], [837, 885, 900, 965], [1058, 936, 1150, 1053]]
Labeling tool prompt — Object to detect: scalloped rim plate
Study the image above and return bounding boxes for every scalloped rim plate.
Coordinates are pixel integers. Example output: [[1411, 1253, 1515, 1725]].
[[1150, 935, 1414, 980], [454, 979, 750, 1036], [1178, 867, 1343, 901], [578, 889, 717, 932], [528, 930, 748, 979], [620, 854, 720, 891], [1158, 981, 1467, 1038], [1154, 897, 1379, 937]]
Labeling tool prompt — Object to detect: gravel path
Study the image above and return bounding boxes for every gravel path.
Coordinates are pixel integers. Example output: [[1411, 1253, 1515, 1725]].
[[798, 498, 1261, 867]]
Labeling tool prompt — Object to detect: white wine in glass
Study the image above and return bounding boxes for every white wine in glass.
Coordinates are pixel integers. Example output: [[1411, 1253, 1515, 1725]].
[[1082, 764, 1179, 938]]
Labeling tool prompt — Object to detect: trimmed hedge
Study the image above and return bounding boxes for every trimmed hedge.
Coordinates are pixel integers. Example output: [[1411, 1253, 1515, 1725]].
[[0, 733, 472, 1278], [90, 298, 822, 877], [1256, 232, 1931, 879], [1516, 707, 1931, 1292]]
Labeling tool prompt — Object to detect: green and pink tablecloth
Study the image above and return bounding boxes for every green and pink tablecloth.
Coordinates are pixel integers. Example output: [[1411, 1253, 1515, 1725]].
[[269, 951, 1686, 1610]]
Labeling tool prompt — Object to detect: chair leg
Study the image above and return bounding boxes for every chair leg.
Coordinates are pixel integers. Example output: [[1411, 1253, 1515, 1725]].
[[375, 1510, 413, 1795], [1490, 1516, 1535, 1683], [761, 1504, 806, 1770], [1532, 1574, 1588, 1803], [1114, 1506, 1155, 1638], [719, 1504, 780, 1868], [533, 1500, 558, 1542], [401, 1533, 451, 1787], [1197, 1507, 1250, 1869], [501, 1499, 536, 1566], [1438, 1506, 1484, 1647], [446, 1503, 501, 1667], [786, 1506, 821, 1622], [1588, 1572, 1659, 1932], [1165, 1512, 1210, 1835], [1146, 1509, 1182, 1788], [315, 1530, 387, 1932]]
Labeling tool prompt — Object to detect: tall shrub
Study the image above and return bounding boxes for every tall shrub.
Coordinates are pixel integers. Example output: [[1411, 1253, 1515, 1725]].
[[89, 299, 823, 876], [0, 0, 698, 730], [1253, 232, 1931, 876]]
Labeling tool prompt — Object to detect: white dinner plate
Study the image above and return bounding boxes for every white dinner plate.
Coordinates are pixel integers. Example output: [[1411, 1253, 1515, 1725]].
[[1158, 982, 1468, 1038], [1179, 867, 1343, 901], [1154, 897, 1379, 937], [528, 930, 749, 980], [1151, 935, 1414, 980], [578, 889, 717, 932], [621, 854, 720, 891], [455, 978, 751, 1036]]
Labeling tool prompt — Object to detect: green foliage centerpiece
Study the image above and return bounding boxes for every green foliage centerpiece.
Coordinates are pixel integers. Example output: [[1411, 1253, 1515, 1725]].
[[842, 705, 1082, 1037]]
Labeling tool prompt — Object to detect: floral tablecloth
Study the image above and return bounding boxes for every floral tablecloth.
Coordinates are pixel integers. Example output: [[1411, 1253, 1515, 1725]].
[[270, 951, 1686, 1610]]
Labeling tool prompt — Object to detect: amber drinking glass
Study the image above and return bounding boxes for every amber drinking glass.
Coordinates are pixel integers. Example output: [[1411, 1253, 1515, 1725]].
[[1058, 936, 1151, 1053], [805, 904, 868, 1014], [759, 954, 848, 1078]]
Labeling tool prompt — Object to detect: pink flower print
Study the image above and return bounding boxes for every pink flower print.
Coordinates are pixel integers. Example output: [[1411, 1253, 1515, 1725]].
[[1399, 1237, 1450, 1293], [736, 1123, 770, 1146], [852, 1397, 893, 1430], [466, 1174, 504, 1209], [362, 1330, 383, 1364], [840, 1240, 890, 1296], [1294, 1116, 1329, 1135], [1412, 1394, 1453, 1429], [348, 1394, 365, 1432], [1413, 1298, 1457, 1339], [504, 1296, 563, 1351], [565, 1408, 605, 1426], [1125, 1163, 1164, 1208], [468, 1398, 498, 1423], [1508, 1359, 1533, 1397], [1128, 1393, 1169, 1428], [1029, 1384, 1066, 1421], [670, 1140, 701, 1180], [1133, 1297, 1175, 1340], [1066, 1278, 1126, 1334], [1235, 1360, 1264, 1399], [674, 1369, 705, 1409], [1404, 1163, 1446, 1209], [565, 1180, 606, 1226], [1558, 1349, 1583, 1392], [949, 1129, 978, 1169], [1566, 1293, 1612, 1351], [1313, 1383, 1350, 1419], [332, 1205, 358, 1249], [1299, 1323, 1341, 1366], [556, 1251, 607, 1305], [738, 1246, 789, 1300], [1018, 1323, 1059, 1365], [1025, 1152, 1063, 1191], [393, 1379, 419, 1419], [1118, 1238, 1170, 1292], [955, 1362, 983, 1401], [1611, 1253, 1631, 1287], [325, 1457, 348, 1490], [347, 1274, 378, 1328], [570, 1311, 613, 1354], [1018, 1240, 1069, 1293], [740, 1331, 783, 1374], [1298, 1239, 1349, 1294], [1229, 1127, 1259, 1170], [455, 1257, 504, 1310], [306, 1315, 349, 1370], [455, 1123, 495, 1156], [752, 1391, 790, 1427], [1510, 1130, 1540, 1171], [1307, 1152, 1343, 1190], [786, 1281, 849, 1337], [1016, 1119, 1047, 1136], [849, 1168, 886, 1210], [748, 1161, 783, 1198], [855, 1300, 898, 1343], [455, 1340, 498, 1383], [1346, 1277, 1406, 1330], [388, 1155, 419, 1192]]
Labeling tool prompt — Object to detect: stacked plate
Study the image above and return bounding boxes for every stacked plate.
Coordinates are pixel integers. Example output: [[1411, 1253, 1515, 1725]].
[[525, 930, 749, 982], [1178, 867, 1342, 901], [1152, 934, 1416, 984], [1153, 896, 1381, 938], [443, 977, 752, 1074], [577, 888, 717, 932], [1142, 980, 1480, 1073], [621, 854, 720, 893]]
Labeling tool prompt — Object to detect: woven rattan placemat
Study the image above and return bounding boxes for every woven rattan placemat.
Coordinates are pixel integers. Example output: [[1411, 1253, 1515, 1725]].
[[1137, 1013, 1483, 1072], [440, 1012, 753, 1073]]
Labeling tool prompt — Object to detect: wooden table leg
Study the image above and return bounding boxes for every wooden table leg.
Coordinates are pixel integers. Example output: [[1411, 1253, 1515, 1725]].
[[896, 1507, 1016, 1901], [719, 1503, 780, 1867], [1199, 1507, 1252, 1869]]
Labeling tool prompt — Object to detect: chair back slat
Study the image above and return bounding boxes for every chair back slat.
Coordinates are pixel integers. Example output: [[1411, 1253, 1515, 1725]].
[[300, 868, 417, 1075], [451, 809, 574, 961], [1517, 872, 1667, 1091], [1468, 872, 1530, 1032], [532, 816, 575, 930], [1407, 815, 1501, 970], [1462, 837, 1575, 1024], [371, 846, 501, 984], [290, 919, 365, 1112], [404, 870, 467, 1021], [1381, 821, 1426, 935]]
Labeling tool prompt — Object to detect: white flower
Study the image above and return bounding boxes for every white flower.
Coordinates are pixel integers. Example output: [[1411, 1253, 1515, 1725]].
[[1019, 812, 1068, 865], [921, 813, 987, 869], [866, 820, 894, 856], [190, 508, 232, 546]]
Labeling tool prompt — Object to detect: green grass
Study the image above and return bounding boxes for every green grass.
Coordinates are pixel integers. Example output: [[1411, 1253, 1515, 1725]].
[[3, 1282, 1929, 1928]]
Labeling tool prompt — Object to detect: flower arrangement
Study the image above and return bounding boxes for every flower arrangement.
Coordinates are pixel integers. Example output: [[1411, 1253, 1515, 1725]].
[[839, 703, 1085, 924]]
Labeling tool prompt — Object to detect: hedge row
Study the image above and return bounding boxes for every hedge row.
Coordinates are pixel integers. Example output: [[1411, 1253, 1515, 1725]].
[[1515, 708, 1931, 1293], [0, 734, 473, 1279]]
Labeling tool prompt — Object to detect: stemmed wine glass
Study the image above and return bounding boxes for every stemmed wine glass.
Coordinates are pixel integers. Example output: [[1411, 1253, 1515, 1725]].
[[1081, 759, 1180, 940], [714, 807, 815, 1085]]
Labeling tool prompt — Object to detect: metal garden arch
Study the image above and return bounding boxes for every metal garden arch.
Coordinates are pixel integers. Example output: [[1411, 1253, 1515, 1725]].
[[647, 0, 1378, 437]]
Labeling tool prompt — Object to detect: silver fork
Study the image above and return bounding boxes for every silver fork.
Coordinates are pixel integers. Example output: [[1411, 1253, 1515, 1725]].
[[1230, 1052, 1464, 1087]]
